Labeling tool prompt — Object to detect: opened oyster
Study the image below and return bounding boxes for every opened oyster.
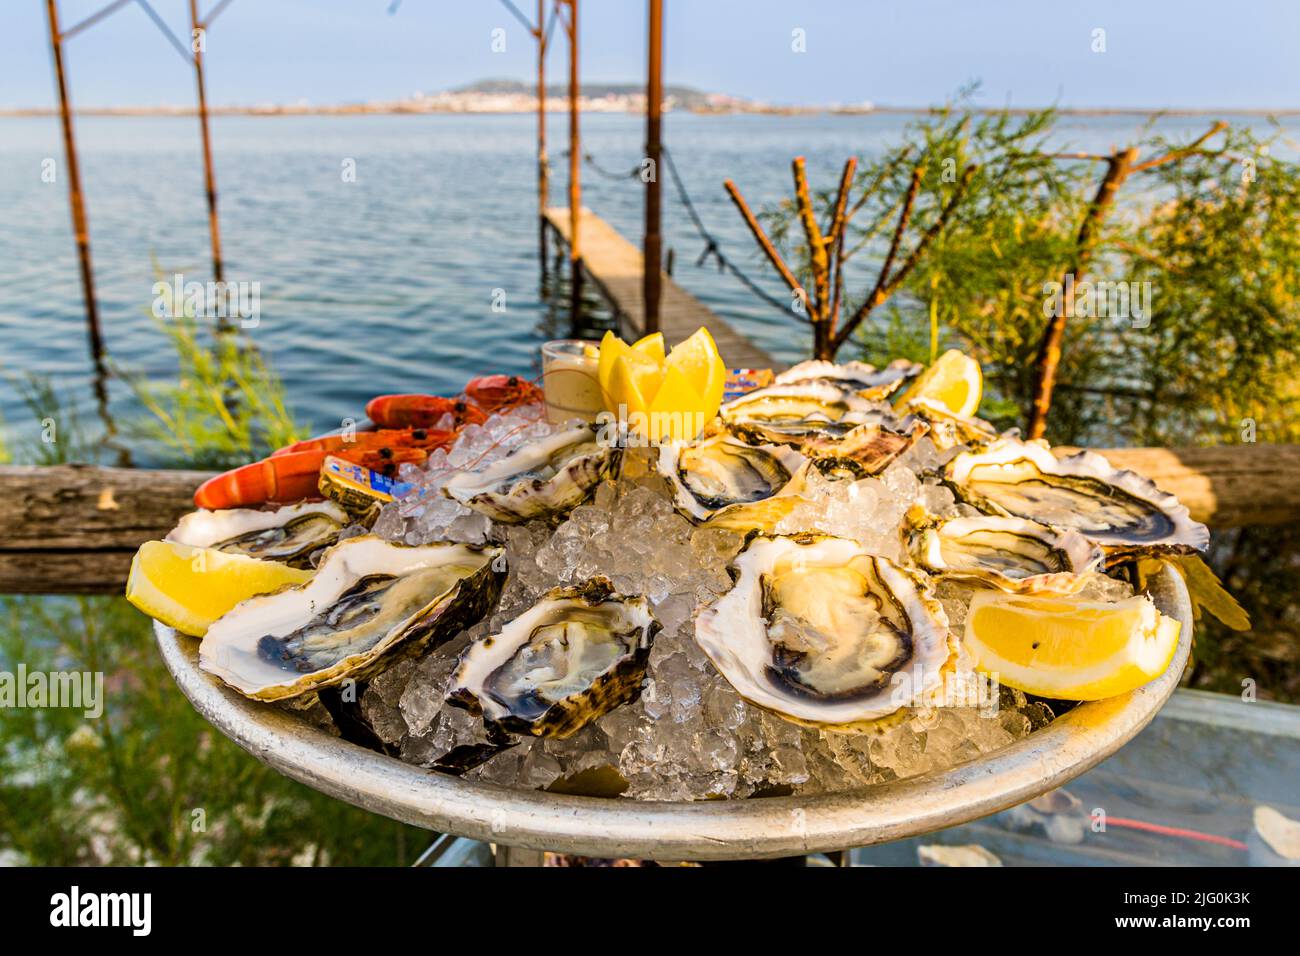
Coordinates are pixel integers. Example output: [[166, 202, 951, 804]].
[[900, 396, 999, 453], [655, 434, 805, 525], [720, 381, 928, 469], [447, 578, 659, 738], [944, 438, 1209, 555], [167, 501, 349, 569], [442, 422, 620, 523], [802, 416, 930, 474], [694, 534, 953, 727], [774, 358, 921, 401], [907, 512, 1104, 592], [200, 536, 503, 700], [719, 381, 885, 448]]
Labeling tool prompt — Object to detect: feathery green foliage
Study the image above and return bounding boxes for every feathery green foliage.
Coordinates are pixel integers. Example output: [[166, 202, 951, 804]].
[[755, 101, 1300, 447], [0, 594, 425, 865], [0, 315, 421, 866], [119, 313, 304, 470]]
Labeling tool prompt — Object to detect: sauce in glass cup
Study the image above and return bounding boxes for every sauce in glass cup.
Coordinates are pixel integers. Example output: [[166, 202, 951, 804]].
[[541, 339, 604, 423]]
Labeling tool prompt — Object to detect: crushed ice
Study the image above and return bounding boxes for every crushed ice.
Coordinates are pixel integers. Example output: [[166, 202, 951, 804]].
[[357, 410, 1129, 801]]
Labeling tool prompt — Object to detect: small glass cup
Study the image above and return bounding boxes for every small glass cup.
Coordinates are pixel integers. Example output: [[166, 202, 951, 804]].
[[541, 339, 604, 424]]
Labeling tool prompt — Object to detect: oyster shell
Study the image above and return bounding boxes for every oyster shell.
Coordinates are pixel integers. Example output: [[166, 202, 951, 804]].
[[900, 396, 999, 452], [801, 416, 930, 474], [442, 422, 621, 523], [447, 578, 659, 738], [774, 358, 921, 401], [719, 381, 884, 448], [167, 501, 350, 569], [720, 381, 928, 468], [654, 435, 805, 524], [199, 536, 503, 700], [944, 438, 1209, 555], [907, 512, 1104, 592], [694, 533, 953, 726]]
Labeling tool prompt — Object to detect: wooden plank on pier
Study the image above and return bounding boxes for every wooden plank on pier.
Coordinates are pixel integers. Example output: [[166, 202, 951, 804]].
[[0, 464, 212, 594], [544, 206, 778, 370]]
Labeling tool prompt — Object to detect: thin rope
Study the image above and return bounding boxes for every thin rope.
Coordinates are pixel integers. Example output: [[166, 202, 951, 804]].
[[496, 0, 537, 34], [62, 0, 133, 39], [582, 151, 640, 181], [201, 0, 236, 28], [661, 144, 807, 320], [564, 143, 809, 321], [543, 4, 558, 45], [133, 0, 196, 66]]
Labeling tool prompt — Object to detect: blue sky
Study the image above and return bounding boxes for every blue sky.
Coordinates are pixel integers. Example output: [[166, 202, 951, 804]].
[[3, 0, 1298, 110]]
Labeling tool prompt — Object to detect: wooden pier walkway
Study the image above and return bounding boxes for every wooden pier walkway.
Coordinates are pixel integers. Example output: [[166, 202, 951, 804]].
[[544, 207, 777, 370]]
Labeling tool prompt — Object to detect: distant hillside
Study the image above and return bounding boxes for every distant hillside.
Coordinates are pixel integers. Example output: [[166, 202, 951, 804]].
[[454, 78, 738, 109]]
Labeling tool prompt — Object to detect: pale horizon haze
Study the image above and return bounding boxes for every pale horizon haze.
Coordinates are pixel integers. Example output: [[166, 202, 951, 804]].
[[2, 0, 1298, 111]]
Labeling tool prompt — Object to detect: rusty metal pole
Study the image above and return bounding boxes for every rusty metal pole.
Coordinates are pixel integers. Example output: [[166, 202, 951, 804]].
[[189, 0, 224, 286], [45, 0, 105, 375], [564, 0, 582, 327], [642, 0, 663, 335], [537, 0, 549, 284]]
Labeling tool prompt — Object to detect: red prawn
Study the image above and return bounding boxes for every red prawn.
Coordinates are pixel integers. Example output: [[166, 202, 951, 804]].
[[365, 394, 488, 430], [463, 374, 542, 413]]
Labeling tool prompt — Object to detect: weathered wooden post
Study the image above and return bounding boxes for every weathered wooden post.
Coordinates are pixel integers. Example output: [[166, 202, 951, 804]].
[[44, 0, 106, 377], [642, 0, 663, 335], [536, 0, 549, 280], [561, 0, 582, 327], [189, 0, 224, 286]]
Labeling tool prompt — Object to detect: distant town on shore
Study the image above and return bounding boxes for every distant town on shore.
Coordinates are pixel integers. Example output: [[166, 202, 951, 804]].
[[3, 77, 1286, 118]]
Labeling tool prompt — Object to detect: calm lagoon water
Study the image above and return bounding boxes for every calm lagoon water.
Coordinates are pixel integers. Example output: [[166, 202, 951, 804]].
[[1, 111, 1292, 459]]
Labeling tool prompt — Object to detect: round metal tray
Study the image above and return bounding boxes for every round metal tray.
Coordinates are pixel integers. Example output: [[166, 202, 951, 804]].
[[156, 562, 1192, 861]]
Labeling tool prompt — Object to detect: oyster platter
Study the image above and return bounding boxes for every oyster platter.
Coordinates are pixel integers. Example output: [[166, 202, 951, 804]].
[[130, 328, 1209, 804]]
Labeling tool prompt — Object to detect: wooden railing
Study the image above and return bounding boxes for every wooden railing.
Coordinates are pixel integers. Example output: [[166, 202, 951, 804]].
[[0, 463, 212, 594], [2, 444, 1298, 594]]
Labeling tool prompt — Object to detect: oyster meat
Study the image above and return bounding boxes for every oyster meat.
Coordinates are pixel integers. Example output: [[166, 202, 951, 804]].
[[200, 536, 504, 700], [442, 422, 621, 523], [774, 358, 921, 401], [167, 501, 349, 569], [944, 438, 1209, 555], [655, 434, 805, 524], [447, 578, 659, 738], [907, 512, 1104, 592], [694, 534, 953, 726]]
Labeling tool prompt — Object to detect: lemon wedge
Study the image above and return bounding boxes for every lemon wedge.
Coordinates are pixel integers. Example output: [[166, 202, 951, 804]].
[[126, 540, 313, 637], [615, 348, 664, 409], [896, 349, 982, 417], [632, 331, 666, 365], [597, 330, 631, 397], [597, 326, 727, 442], [963, 591, 1180, 700], [599, 332, 661, 409], [647, 364, 713, 442], [604, 353, 647, 416], [665, 326, 726, 412]]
